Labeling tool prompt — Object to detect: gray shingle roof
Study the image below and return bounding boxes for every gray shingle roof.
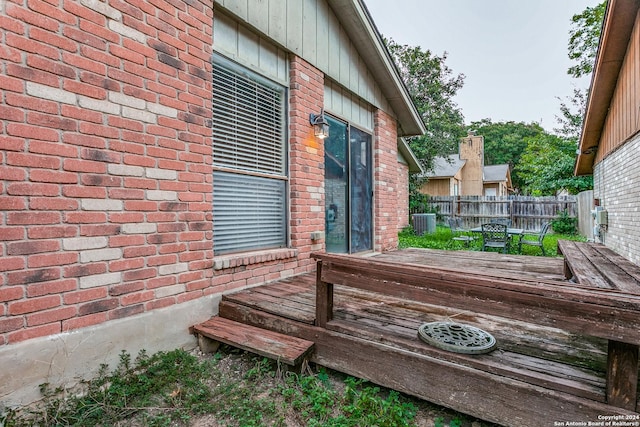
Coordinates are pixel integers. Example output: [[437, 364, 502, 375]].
[[483, 164, 510, 182], [425, 155, 466, 178]]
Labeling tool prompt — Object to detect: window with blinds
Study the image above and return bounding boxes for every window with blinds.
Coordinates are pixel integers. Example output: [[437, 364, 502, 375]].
[[212, 56, 288, 254]]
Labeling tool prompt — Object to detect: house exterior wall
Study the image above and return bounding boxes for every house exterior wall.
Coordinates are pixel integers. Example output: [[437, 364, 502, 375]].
[[593, 133, 640, 265], [1, 0, 219, 406], [213, 0, 392, 114], [374, 109, 400, 252], [0, 0, 411, 407], [483, 182, 506, 196], [1, 0, 216, 344], [420, 178, 453, 196], [324, 80, 374, 131], [396, 160, 409, 230], [593, 10, 640, 166]]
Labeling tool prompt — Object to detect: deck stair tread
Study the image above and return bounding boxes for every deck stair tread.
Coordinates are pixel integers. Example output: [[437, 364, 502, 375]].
[[193, 316, 314, 366]]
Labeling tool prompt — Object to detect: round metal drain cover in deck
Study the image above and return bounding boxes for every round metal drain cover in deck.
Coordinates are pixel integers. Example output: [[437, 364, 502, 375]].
[[418, 322, 497, 354]]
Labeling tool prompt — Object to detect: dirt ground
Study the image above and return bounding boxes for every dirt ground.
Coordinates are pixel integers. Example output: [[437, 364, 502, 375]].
[[188, 347, 498, 427]]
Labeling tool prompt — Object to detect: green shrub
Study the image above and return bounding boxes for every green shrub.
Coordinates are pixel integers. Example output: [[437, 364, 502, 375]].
[[551, 210, 578, 235]]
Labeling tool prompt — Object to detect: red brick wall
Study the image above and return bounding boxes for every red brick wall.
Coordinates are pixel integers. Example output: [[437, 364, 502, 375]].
[[288, 57, 325, 272], [374, 109, 400, 252], [0, 0, 215, 345], [0, 0, 407, 347], [397, 162, 410, 230]]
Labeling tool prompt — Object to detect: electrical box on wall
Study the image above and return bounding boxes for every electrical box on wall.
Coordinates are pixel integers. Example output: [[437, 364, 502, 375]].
[[595, 209, 608, 226]]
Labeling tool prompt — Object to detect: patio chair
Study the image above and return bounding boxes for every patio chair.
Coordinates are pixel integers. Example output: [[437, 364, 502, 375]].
[[518, 222, 551, 255], [448, 217, 475, 247], [481, 223, 509, 253]]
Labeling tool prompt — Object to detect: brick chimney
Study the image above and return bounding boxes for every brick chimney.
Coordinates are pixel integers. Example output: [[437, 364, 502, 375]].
[[459, 131, 484, 196]]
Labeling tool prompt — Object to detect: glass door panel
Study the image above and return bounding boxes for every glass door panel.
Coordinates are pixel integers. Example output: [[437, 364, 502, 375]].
[[324, 116, 348, 253], [350, 127, 372, 252]]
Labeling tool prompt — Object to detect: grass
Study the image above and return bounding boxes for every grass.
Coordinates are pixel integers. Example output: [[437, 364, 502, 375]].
[[3, 346, 494, 427], [399, 224, 586, 256]]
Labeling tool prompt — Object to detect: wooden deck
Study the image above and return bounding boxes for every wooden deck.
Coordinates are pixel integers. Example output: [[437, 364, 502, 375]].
[[214, 248, 640, 426]]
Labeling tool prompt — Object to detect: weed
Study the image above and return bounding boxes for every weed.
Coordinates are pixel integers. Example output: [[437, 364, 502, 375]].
[[7, 349, 218, 427], [5, 347, 495, 427]]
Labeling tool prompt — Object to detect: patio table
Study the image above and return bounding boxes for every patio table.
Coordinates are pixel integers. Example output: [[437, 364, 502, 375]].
[[470, 226, 524, 252], [470, 226, 523, 236]]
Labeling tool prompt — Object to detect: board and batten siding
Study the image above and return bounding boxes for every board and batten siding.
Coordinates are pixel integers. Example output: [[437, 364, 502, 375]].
[[214, 11, 289, 85], [213, 0, 391, 116], [324, 80, 374, 131], [595, 10, 640, 165]]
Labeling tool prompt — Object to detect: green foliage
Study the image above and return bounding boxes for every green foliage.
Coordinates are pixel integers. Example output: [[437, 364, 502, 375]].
[[516, 133, 592, 195], [554, 88, 586, 140], [384, 38, 466, 173], [551, 210, 578, 235], [279, 371, 416, 427], [568, 1, 606, 79]]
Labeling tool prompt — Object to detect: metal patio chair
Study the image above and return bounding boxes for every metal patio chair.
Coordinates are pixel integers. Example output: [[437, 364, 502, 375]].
[[448, 217, 476, 247], [448, 217, 475, 247], [481, 223, 509, 253], [518, 222, 551, 256]]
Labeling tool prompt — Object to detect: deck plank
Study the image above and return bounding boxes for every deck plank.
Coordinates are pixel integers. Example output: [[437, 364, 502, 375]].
[[332, 286, 608, 371], [193, 316, 314, 366], [220, 300, 635, 427]]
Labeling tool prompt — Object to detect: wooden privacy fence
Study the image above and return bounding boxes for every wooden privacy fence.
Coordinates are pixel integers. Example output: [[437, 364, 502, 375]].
[[413, 196, 577, 232]]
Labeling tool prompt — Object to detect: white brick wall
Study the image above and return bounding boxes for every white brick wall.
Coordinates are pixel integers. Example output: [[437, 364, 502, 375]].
[[594, 133, 640, 264]]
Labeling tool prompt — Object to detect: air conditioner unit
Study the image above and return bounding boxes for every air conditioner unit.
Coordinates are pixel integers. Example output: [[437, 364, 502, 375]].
[[412, 214, 436, 235]]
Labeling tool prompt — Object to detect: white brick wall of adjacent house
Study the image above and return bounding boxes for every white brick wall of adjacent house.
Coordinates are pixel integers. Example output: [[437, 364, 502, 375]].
[[593, 132, 640, 264]]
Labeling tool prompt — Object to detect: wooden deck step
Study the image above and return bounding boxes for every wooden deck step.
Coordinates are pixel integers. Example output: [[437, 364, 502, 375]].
[[193, 316, 314, 366]]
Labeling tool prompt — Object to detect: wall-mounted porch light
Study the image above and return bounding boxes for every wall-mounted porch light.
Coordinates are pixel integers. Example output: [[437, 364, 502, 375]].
[[309, 108, 329, 139]]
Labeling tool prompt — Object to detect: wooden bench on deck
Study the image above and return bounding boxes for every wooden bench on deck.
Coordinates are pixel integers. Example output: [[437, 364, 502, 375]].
[[558, 240, 640, 410], [313, 250, 640, 421]]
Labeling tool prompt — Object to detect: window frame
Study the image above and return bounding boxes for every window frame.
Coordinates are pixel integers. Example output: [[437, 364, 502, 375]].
[[212, 54, 289, 255]]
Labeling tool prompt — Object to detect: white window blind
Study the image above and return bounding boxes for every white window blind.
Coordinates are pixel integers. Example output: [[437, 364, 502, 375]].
[[213, 172, 286, 253], [212, 56, 288, 254], [213, 57, 286, 175]]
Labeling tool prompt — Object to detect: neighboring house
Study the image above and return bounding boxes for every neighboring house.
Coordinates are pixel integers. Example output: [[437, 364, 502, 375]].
[[0, 0, 425, 406], [575, 0, 640, 264], [420, 132, 512, 196], [483, 164, 512, 197]]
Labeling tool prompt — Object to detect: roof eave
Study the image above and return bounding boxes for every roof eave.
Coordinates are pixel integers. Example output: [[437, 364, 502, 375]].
[[576, 0, 640, 176], [398, 138, 424, 174], [328, 0, 426, 137]]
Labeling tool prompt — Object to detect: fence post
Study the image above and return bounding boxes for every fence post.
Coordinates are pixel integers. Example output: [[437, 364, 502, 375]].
[[509, 199, 514, 227]]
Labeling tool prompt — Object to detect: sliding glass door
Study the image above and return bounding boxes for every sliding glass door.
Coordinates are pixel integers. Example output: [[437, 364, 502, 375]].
[[324, 116, 372, 253]]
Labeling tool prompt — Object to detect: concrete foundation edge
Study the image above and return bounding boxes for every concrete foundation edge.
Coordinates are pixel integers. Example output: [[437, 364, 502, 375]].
[[0, 293, 221, 409]]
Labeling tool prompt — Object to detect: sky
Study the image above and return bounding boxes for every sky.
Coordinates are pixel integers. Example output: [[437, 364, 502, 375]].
[[363, 0, 601, 132]]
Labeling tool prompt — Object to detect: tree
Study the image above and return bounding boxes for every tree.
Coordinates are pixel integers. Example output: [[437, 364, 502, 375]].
[[525, 0, 605, 195], [554, 88, 586, 140], [465, 119, 545, 191], [567, 1, 606, 79], [517, 133, 593, 195], [555, 1, 605, 139], [385, 38, 466, 172]]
